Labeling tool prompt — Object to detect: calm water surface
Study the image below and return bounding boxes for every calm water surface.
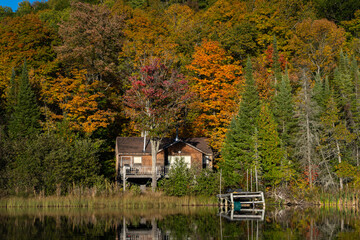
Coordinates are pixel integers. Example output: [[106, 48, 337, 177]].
[[0, 206, 359, 239]]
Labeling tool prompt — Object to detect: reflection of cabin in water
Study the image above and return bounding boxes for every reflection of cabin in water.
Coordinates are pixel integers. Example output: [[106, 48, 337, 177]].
[[115, 137, 213, 183], [117, 218, 161, 240]]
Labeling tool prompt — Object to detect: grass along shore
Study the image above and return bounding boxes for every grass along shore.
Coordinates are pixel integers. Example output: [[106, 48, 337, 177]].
[[3, 187, 359, 209], [0, 193, 218, 208]]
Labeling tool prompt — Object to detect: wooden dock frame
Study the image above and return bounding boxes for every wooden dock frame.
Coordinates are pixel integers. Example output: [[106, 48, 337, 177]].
[[217, 191, 265, 211], [218, 208, 265, 221]]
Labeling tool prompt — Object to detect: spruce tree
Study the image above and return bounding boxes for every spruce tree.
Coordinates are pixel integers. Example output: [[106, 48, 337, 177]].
[[272, 69, 296, 155], [257, 103, 289, 188], [221, 58, 260, 187], [320, 92, 355, 190], [8, 61, 40, 139], [332, 52, 358, 167], [333, 51, 353, 112], [312, 73, 330, 111], [351, 56, 360, 166]]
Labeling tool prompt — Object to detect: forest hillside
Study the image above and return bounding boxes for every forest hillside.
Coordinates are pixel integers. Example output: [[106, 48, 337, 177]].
[[1, 0, 360, 198]]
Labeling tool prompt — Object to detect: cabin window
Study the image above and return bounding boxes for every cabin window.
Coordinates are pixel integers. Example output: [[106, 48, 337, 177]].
[[133, 156, 142, 164], [203, 156, 210, 168], [121, 156, 131, 167], [169, 156, 191, 168]]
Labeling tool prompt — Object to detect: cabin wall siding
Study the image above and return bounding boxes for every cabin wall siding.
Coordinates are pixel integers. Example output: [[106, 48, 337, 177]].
[[117, 153, 165, 167], [142, 152, 165, 166], [166, 142, 203, 168], [117, 141, 210, 169]]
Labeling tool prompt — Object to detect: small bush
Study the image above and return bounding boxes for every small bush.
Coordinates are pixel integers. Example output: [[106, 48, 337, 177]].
[[162, 158, 192, 196], [161, 158, 219, 196], [192, 169, 220, 196]]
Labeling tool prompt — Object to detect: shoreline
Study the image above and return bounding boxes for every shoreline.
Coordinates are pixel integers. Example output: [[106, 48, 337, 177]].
[[0, 194, 218, 208], [1, 189, 360, 209]]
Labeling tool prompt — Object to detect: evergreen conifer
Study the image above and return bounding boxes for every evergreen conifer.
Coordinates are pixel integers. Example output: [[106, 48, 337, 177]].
[[320, 91, 355, 190], [257, 103, 289, 188], [272, 69, 297, 153], [221, 58, 260, 187], [8, 61, 40, 139]]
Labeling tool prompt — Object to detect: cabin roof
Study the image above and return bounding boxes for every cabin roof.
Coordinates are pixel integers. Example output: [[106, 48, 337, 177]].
[[116, 137, 212, 155]]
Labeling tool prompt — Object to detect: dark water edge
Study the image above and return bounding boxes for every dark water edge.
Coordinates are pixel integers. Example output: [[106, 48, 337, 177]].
[[0, 206, 359, 239]]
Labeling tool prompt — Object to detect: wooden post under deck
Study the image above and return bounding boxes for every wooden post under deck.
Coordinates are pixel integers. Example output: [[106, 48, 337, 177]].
[[123, 167, 126, 192]]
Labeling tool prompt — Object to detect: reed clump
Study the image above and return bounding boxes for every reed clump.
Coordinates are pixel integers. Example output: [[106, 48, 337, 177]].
[[318, 190, 359, 211], [0, 180, 218, 208]]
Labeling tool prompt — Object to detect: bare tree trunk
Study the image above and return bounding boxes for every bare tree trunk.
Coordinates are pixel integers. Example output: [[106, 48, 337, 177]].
[[306, 111, 312, 188], [315, 136, 335, 187], [253, 127, 260, 190], [304, 77, 312, 188], [335, 139, 343, 191], [357, 144, 359, 167], [150, 138, 160, 192]]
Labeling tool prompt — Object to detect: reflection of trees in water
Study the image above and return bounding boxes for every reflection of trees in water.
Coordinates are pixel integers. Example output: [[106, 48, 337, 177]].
[[0, 207, 359, 239], [264, 207, 358, 239]]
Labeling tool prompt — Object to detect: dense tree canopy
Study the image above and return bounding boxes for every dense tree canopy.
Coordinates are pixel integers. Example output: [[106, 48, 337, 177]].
[[1, 0, 360, 196]]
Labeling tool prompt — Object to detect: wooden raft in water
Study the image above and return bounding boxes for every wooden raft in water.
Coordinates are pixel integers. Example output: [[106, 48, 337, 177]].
[[217, 191, 265, 210]]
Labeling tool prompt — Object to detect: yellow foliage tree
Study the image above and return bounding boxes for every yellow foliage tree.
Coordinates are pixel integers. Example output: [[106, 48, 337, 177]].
[[289, 18, 346, 76], [121, 7, 178, 68]]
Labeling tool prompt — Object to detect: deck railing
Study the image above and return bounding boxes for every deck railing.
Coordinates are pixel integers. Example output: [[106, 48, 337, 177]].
[[121, 166, 170, 176]]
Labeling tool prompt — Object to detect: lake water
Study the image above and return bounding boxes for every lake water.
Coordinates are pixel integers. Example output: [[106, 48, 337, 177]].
[[0, 206, 359, 239]]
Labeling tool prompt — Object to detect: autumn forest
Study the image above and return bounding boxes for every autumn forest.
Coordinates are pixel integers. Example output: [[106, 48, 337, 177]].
[[1, 0, 360, 200]]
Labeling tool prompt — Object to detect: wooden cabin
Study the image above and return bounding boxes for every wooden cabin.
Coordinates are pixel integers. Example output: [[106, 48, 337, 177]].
[[115, 137, 213, 182]]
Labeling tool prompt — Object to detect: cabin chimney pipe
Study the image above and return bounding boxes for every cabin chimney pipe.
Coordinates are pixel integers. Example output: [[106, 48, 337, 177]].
[[175, 126, 179, 142], [143, 131, 146, 152]]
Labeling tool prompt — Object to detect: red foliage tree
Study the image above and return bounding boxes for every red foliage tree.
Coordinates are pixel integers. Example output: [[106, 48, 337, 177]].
[[124, 59, 191, 191]]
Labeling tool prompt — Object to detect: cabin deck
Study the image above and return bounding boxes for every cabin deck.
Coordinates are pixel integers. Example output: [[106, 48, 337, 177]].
[[120, 166, 170, 179]]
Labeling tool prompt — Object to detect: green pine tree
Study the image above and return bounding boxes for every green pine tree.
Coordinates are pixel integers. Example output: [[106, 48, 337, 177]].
[[221, 57, 260, 187], [333, 53, 359, 167], [351, 56, 360, 166], [272, 69, 297, 155], [313, 73, 331, 111], [257, 103, 290, 188], [8, 61, 40, 139], [333, 51, 353, 110], [320, 92, 355, 190]]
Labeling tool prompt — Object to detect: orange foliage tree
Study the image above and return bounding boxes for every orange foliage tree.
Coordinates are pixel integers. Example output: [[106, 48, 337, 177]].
[[254, 39, 287, 101], [41, 69, 114, 134], [0, 13, 56, 99], [187, 40, 243, 152]]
